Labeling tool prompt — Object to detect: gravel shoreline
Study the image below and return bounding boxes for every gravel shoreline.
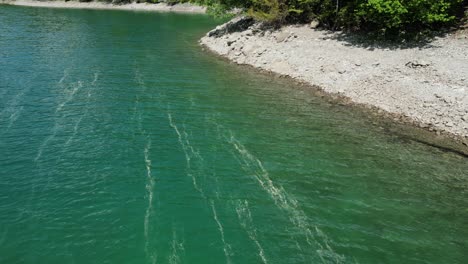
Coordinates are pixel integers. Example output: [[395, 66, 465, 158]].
[[0, 0, 206, 13], [201, 17, 468, 153], [1, 3, 466, 153]]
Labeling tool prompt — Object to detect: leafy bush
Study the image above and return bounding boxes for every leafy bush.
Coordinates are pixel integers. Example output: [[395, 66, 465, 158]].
[[87, 0, 465, 37], [353, 0, 464, 34], [213, 0, 465, 36], [247, 0, 286, 22]]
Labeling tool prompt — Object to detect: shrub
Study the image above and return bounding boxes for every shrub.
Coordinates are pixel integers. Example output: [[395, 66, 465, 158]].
[[219, 0, 465, 36], [353, 0, 463, 34]]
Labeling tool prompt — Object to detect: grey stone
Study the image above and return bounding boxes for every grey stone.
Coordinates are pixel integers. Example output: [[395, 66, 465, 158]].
[[462, 114, 468, 122], [227, 39, 236, 46], [243, 29, 253, 36], [207, 16, 255, 38], [243, 43, 260, 56], [309, 20, 319, 29], [405, 60, 430, 68], [275, 32, 290, 43]]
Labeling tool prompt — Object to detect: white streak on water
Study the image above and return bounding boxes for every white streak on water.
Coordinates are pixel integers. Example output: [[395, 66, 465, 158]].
[[65, 108, 87, 146], [144, 138, 157, 264], [167, 113, 204, 197], [56, 81, 82, 113], [65, 73, 97, 146], [132, 95, 140, 123], [133, 70, 146, 133], [38, 71, 99, 159], [168, 113, 234, 262], [65, 113, 85, 147], [0, 87, 30, 132], [91, 72, 99, 86], [58, 69, 68, 85], [0, 72, 41, 129], [211, 200, 232, 264], [34, 123, 59, 162], [169, 227, 185, 264], [6, 106, 23, 130], [133, 69, 158, 264], [229, 136, 289, 209], [227, 134, 345, 263], [0, 91, 24, 120], [235, 200, 268, 264]]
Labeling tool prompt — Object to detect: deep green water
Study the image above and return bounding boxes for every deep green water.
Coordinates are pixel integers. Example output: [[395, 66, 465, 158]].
[[1, 5, 467, 264]]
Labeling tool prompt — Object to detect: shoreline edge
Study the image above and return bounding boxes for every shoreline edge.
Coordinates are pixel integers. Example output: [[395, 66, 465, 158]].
[[200, 17, 468, 156]]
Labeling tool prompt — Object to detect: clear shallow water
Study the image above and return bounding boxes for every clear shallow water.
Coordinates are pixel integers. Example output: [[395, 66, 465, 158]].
[[1, 5, 467, 264]]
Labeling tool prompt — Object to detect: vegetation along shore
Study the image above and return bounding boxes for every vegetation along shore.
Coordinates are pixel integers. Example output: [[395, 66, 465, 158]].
[[2, 3, 468, 263], [3, 0, 467, 154]]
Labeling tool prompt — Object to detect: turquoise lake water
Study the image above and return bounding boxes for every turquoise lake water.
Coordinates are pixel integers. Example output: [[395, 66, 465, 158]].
[[1, 5, 467, 264]]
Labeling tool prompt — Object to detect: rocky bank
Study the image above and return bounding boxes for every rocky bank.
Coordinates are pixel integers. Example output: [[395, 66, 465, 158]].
[[0, 0, 206, 13], [201, 17, 468, 151]]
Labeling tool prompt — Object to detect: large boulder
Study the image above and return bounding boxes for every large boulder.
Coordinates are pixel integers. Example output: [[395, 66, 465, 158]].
[[207, 16, 255, 38]]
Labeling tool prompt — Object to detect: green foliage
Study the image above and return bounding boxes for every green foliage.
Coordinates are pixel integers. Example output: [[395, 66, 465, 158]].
[[352, 0, 463, 35], [247, 0, 287, 22], [91, 0, 465, 37], [202, 0, 465, 36], [196, 0, 236, 17]]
